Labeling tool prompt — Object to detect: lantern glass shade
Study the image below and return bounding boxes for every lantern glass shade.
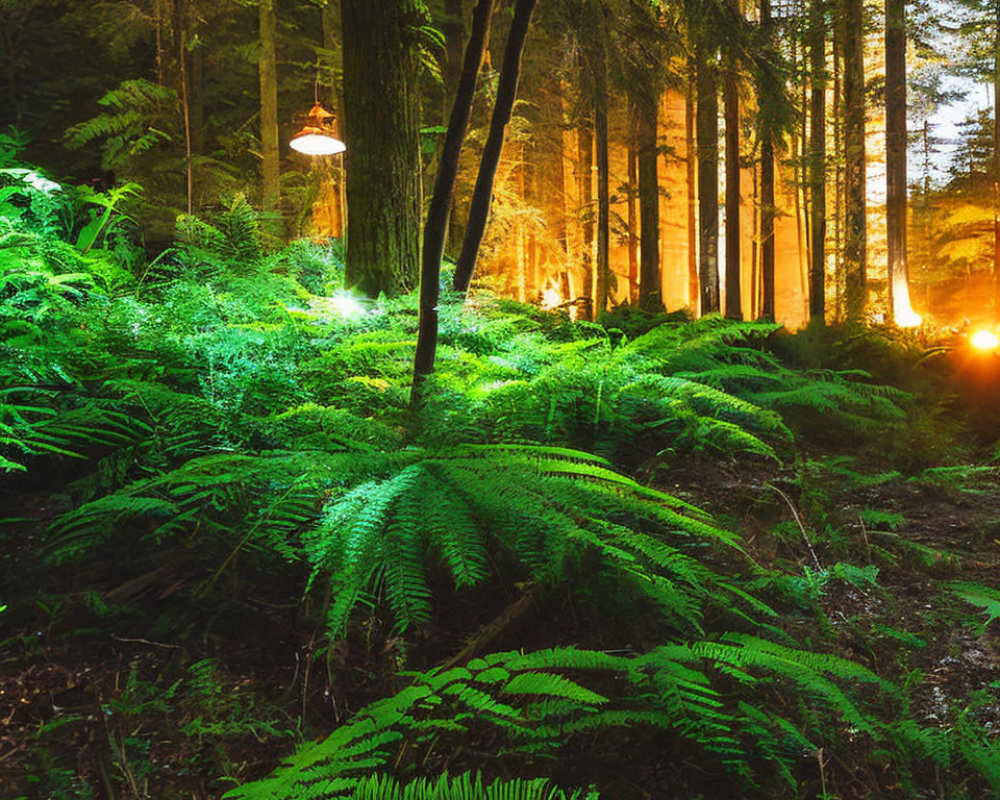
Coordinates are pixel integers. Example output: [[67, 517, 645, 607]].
[[290, 103, 346, 156]]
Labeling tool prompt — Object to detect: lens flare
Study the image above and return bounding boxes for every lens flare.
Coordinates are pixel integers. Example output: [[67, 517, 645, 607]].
[[970, 330, 999, 351]]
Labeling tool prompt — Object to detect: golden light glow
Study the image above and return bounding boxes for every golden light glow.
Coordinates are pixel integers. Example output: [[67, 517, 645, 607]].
[[541, 286, 562, 310], [895, 307, 922, 328], [970, 330, 999, 351], [290, 103, 346, 156]]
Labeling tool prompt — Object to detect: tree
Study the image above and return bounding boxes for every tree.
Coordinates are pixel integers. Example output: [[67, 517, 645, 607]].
[[695, 35, 720, 315], [412, 0, 495, 405], [723, 48, 741, 320], [453, 0, 539, 295], [841, 0, 866, 321], [885, 0, 915, 324], [808, 0, 826, 323], [759, 0, 776, 320], [341, 0, 424, 296], [258, 0, 280, 234]]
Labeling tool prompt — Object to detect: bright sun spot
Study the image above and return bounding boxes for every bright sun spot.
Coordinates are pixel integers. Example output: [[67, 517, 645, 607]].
[[312, 293, 365, 320], [970, 330, 999, 351], [541, 287, 561, 310], [895, 308, 922, 328]]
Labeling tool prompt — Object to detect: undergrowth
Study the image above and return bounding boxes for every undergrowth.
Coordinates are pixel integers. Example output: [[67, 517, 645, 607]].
[[3, 153, 999, 799]]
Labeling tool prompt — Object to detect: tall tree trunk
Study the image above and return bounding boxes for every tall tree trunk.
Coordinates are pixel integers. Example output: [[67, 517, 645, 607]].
[[453, 0, 538, 295], [259, 0, 280, 232], [993, 0, 1000, 314], [724, 61, 741, 319], [174, 0, 193, 215], [578, 121, 595, 316], [686, 57, 699, 309], [696, 42, 720, 315], [627, 131, 639, 303], [343, 0, 423, 296], [760, 0, 775, 320], [842, 0, 866, 322], [638, 95, 661, 311], [412, 0, 493, 405], [809, 0, 826, 323], [886, 0, 911, 323], [320, 0, 345, 239], [592, 5, 611, 316]]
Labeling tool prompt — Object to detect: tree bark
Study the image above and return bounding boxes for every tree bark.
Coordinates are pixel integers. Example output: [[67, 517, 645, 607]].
[[637, 95, 661, 311], [627, 131, 639, 303], [453, 0, 539, 295], [808, 0, 826, 323], [343, 0, 424, 296], [592, 4, 611, 316], [578, 120, 595, 317], [259, 0, 280, 233], [993, 0, 1000, 314], [842, 0, 866, 322], [686, 57, 699, 310], [724, 61, 741, 319], [759, 0, 775, 320], [886, 0, 910, 323], [412, 0, 494, 405], [696, 42, 720, 315]]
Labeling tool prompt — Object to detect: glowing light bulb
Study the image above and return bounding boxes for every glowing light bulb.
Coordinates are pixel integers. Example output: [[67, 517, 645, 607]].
[[971, 330, 999, 351], [290, 132, 346, 156]]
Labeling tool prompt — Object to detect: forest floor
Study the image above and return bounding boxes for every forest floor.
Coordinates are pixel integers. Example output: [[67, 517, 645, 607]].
[[4, 426, 1000, 799]]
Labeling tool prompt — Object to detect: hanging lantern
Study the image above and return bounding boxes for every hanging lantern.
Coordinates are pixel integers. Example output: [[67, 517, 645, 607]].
[[290, 102, 346, 156]]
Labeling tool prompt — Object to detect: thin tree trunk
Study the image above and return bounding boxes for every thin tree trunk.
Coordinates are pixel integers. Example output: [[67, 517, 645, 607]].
[[259, 0, 281, 232], [453, 0, 539, 295], [724, 62, 741, 319], [833, 17, 844, 319], [759, 0, 775, 320], [578, 121, 595, 317], [343, 0, 423, 296], [686, 57, 699, 310], [993, 0, 1000, 314], [809, 0, 826, 323], [696, 42, 720, 315], [886, 0, 911, 323], [638, 95, 661, 311], [592, 9, 611, 316], [627, 130, 639, 303], [412, 0, 493, 404], [174, 0, 193, 215], [842, 0, 867, 321]]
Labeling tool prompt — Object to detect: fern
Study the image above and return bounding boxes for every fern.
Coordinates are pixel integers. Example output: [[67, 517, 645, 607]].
[[942, 581, 1000, 628]]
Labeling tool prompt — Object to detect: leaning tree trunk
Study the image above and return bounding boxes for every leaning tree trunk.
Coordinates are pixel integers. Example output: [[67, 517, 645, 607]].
[[886, 0, 912, 324], [637, 94, 662, 311], [453, 0, 539, 295], [808, 0, 826, 323], [842, 0, 866, 322], [411, 0, 494, 406], [696, 41, 720, 315], [342, 0, 423, 296], [724, 60, 741, 320], [259, 0, 281, 236]]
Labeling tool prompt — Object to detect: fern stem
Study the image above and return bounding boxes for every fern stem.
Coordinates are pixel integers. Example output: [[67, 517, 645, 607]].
[[766, 483, 823, 571]]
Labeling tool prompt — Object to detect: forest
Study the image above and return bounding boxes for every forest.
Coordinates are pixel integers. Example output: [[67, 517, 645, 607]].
[[3, 0, 1000, 798]]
